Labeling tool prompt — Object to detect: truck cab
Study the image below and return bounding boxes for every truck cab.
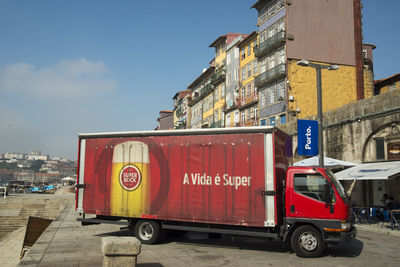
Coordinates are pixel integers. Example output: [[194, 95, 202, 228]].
[[284, 166, 356, 257]]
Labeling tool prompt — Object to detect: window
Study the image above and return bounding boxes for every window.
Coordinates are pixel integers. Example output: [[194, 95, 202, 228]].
[[260, 58, 266, 73], [277, 79, 286, 100], [260, 119, 266, 126], [247, 44, 251, 56], [260, 30, 267, 44], [268, 54, 275, 70], [234, 68, 239, 81], [234, 111, 240, 124], [241, 66, 246, 80], [246, 84, 251, 98], [241, 88, 245, 101], [241, 48, 246, 60], [247, 64, 252, 77], [226, 114, 231, 127], [227, 73, 232, 86], [269, 116, 276, 126], [226, 52, 231, 65], [252, 60, 258, 75], [260, 90, 267, 107], [241, 111, 246, 124], [253, 107, 258, 118], [280, 114, 286, 125], [267, 83, 276, 104], [215, 87, 219, 102], [221, 84, 225, 97], [277, 19, 285, 32], [278, 48, 285, 65], [253, 40, 257, 52], [294, 174, 331, 202], [215, 109, 219, 121], [268, 26, 275, 38], [234, 47, 239, 59], [246, 109, 251, 121]]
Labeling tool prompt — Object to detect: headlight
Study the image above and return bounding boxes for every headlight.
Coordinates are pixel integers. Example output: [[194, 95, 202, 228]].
[[341, 221, 351, 230]]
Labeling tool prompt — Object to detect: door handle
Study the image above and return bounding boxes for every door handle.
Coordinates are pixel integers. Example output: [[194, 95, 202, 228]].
[[291, 205, 295, 213]]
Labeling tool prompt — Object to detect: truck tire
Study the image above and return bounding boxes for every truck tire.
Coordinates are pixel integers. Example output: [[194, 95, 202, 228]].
[[134, 220, 161, 244], [290, 225, 324, 258]]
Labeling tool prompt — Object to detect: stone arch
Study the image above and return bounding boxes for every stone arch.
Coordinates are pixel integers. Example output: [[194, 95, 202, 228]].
[[361, 120, 400, 162]]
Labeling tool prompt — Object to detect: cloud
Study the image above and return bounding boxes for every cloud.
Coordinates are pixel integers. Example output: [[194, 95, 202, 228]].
[[0, 58, 116, 97]]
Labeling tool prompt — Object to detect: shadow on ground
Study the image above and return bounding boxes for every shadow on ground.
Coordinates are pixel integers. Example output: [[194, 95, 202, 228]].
[[96, 228, 363, 258]]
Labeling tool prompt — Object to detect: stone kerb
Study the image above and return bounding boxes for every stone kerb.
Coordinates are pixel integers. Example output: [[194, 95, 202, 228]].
[[102, 236, 141, 267]]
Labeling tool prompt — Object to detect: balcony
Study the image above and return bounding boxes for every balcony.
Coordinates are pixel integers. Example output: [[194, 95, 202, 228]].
[[241, 94, 258, 108], [200, 83, 214, 97], [189, 83, 214, 107], [211, 67, 226, 86], [254, 31, 285, 58], [175, 107, 182, 117], [255, 63, 286, 88]]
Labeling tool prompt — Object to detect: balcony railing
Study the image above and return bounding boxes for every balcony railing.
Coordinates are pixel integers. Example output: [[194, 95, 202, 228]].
[[241, 94, 258, 107], [254, 31, 285, 58], [175, 107, 182, 117], [211, 67, 226, 86], [255, 63, 286, 88]]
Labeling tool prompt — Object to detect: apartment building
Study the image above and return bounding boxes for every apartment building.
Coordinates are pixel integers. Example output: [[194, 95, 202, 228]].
[[188, 66, 215, 129], [238, 31, 259, 127], [224, 35, 246, 127], [172, 89, 191, 129], [252, 0, 365, 124]]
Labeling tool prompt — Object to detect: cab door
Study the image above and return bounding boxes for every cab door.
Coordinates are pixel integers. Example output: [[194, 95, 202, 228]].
[[286, 170, 337, 220]]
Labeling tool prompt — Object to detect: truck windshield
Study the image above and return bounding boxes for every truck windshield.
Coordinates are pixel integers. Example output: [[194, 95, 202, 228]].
[[325, 170, 348, 199]]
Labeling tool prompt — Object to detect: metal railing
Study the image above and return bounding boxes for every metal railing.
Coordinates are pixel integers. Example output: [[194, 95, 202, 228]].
[[254, 31, 285, 58], [255, 63, 286, 88]]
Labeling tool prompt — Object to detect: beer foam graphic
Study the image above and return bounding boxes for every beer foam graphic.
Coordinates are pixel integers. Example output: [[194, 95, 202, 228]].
[[113, 141, 149, 164]]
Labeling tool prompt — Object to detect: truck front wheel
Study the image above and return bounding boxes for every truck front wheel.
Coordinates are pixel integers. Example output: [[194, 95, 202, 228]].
[[134, 220, 161, 244], [290, 225, 324, 258]]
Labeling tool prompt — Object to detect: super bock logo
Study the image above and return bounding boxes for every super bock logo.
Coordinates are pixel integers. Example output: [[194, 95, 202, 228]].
[[119, 164, 142, 191]]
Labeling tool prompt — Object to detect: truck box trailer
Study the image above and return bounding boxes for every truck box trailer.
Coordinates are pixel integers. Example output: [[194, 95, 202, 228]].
[[76, 127, 355, 257]]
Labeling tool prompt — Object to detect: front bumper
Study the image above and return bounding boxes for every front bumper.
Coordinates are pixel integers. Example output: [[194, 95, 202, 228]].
[[325, 226, 357, 244]]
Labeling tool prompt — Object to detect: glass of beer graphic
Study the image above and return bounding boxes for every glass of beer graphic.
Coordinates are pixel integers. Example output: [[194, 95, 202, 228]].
[[110, 141, 150, 217]]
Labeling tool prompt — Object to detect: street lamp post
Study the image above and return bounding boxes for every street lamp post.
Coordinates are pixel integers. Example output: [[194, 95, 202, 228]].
[[297, 60, 339, 168]]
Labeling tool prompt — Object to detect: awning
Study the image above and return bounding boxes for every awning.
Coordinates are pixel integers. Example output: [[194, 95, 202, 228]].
[[294, 156, 357, 167], [335, 161, 400, 181]]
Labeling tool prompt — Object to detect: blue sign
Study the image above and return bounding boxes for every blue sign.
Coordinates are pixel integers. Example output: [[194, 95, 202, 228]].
[[298, 119, 318, 156]]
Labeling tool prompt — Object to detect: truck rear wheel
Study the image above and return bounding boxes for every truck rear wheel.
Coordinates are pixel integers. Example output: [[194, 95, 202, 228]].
[[291, 225, 324, 258], [134, 220, 161, 244]]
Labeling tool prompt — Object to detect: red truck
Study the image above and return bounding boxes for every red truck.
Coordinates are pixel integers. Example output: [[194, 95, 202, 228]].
[[76, 127, 355, 257]]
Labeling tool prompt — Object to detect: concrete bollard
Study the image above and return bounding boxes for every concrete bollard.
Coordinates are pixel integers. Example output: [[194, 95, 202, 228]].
[[102, 236, 141, 267]]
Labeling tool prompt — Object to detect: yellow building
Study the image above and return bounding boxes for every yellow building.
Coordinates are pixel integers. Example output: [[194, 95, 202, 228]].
[[208, 33, 245, 128]]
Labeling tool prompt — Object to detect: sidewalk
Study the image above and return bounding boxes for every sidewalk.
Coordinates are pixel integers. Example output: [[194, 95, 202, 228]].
[[18, 202, 400, 266], [18, 201, 122, 266], [355, 221, 400, 237]]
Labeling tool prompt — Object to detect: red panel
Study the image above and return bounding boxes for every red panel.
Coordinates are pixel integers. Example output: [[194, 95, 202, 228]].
[[79, 133, 270, 227]]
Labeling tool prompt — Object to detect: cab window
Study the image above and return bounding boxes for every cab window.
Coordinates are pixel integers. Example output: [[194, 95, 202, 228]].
[[293, 173, 333, 202]]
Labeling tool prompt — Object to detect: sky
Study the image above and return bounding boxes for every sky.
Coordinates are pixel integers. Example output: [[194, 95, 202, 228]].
[[0, 0, 398, 160]]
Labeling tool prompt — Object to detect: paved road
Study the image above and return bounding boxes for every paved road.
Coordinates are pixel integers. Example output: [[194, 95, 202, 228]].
[[10, 189, 400, 266], [134, 228, 400, 267]]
